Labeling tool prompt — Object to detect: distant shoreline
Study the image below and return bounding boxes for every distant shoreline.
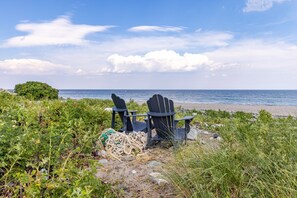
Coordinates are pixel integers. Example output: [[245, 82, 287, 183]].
[[178, 103, 297, 117], [137, 101, 297, 117]]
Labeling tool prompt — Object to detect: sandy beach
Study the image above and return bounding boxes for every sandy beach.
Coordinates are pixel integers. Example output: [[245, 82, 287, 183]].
[[175, 103, 297, 117]]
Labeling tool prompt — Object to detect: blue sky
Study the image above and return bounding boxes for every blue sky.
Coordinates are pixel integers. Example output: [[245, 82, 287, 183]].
[[0, 0, 297, 89]]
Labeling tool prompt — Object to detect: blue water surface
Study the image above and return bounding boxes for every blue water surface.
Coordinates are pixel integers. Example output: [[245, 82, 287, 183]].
[[59, 90, 297, 106]]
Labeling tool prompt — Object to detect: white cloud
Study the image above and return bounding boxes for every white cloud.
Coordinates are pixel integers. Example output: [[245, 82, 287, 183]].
[[204, 40, 297, 70], [104, 50, 221, 73], [4, 16, 113, 47], [128, 25, 184, 32], [243, 0, 288, 12], [0, 59, 70, 74]]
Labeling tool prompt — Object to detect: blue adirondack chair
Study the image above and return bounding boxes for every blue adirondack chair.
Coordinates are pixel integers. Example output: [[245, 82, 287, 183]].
[[111, 93, 147, 132], [146, 94, 193, 146]]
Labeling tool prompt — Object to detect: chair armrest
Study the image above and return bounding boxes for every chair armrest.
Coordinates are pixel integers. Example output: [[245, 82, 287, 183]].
[[124, 113, 147, 117], [112, 107, 126, 112], [175, 116, 194, 122], [147, 112, 175, 117], [175, 116, 193, 134]]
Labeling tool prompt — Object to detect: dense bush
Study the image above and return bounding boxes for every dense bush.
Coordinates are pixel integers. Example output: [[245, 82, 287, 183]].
[[0, 92, 115, 197], [14, 81, 59, 100], [167, 110, 297, 197]]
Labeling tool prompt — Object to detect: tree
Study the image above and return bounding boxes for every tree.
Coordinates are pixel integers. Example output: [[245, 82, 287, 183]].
[[14, 81, 59, 100]]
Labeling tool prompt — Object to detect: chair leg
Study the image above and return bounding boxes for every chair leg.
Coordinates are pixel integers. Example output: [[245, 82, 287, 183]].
[[111, 111, 115, 129], [146, 117, 152, 149]]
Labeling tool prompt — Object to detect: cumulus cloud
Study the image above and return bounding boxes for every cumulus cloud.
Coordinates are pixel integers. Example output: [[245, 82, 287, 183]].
[[4, 16, 113, 47], [243, 0, 288, 12], [0, 59, 70, 74], [205, 40, 297, 70], [104, 50, 222, 73], [128, 25, 184, 32]]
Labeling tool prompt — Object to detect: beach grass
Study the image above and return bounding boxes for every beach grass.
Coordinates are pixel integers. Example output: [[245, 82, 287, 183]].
[[166, 110, 297, 197]]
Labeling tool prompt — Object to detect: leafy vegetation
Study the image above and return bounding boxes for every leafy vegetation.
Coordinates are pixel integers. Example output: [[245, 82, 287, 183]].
[[14, 81, 59, 100], [2, 89, 297, 197], [167, 110, 297, 197], [0, 91, 115, 197]]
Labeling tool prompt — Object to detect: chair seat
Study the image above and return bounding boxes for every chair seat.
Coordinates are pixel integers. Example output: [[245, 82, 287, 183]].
[[152, 128, 186, 141], [132, 121, 147, 132]]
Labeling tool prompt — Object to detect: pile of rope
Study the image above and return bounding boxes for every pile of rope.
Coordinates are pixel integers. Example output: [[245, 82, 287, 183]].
[[104, 131, 147, 161]]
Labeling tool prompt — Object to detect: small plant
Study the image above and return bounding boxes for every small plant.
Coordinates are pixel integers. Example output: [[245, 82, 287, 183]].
[[14, 81, 59, 100]]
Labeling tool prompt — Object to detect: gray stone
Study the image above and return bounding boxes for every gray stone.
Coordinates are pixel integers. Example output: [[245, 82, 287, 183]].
[[149, 172, 169, 185], [121, 155, 135, 162], [147, 160, 162, 167], [117, 184, 128, 191], [202, 130, 210, 135], [97, 150, 107, 158], [187, 128, 200, 140], [217, 136, 223, 141], [98, 159, 108, 165], [131, 170, 137, 174]]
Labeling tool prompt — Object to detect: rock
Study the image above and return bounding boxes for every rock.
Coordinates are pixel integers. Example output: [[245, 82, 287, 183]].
[[187, 128, 200, 140], [96, 150, 107, 158], [104, 107, 113, 112], [210, 135, 223, 141], [96, 171, 107, 178], [213, 124, 224, 127], [121, 155, 135, 162], [213, 133, 219, 139], [202, 130, 210, 135], [98, 159, 108, 165], [117, 184, 128, 191], [217, 136, 223, 141], [149, 172, 169, 185], [147, 160, 162, 167], [131, 170, 137, 174]]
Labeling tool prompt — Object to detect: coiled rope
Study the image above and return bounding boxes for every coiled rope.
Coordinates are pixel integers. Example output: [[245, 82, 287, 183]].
[[105, 131, 147, 161]]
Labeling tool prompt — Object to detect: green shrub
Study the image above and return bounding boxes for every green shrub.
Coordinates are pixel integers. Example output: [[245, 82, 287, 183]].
[[14, 81, 58, 100], [0, 92, 114, 197]]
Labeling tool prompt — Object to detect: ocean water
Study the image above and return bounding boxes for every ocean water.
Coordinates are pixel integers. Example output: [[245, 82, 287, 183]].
[[59, 90, 297, 106]]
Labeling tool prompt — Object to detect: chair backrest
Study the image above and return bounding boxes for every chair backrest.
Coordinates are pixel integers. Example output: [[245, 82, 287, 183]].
[[147, 94, 175, 139], [111, 93, 133, 131]]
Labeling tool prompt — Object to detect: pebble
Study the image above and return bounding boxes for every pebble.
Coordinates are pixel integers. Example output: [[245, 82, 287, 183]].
[[213, 124, 224, 127], [149, 172, 169, 185], [147, 160, 162, 167], [121, 155, 135, 162], [202, 130, 210, 135], [97, 150, 107, 158], [131, 170, 137, 174], [98, 159, 108, 165], [117, 184, 128, 191]]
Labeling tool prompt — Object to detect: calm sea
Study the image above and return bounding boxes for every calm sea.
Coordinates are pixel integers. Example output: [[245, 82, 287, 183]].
[[59, 90, 297, 106]]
